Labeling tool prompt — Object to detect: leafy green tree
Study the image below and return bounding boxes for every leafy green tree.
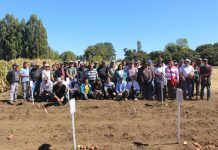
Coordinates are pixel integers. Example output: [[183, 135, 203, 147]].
[[60, 51, 76, 62], [84, 42, 116, 62], [176, 38, 189, 48], [25, 14, 49, 59], [124, 48, 147, 61], [137, 41, 142, 51]]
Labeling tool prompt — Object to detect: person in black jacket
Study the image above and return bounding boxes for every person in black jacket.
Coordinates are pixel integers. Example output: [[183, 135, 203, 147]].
[[6, 63, 20, 105]]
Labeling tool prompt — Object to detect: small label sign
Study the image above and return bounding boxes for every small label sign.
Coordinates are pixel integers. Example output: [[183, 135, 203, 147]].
[[176, 88, 183, 103], [69, 99, 76, 114]]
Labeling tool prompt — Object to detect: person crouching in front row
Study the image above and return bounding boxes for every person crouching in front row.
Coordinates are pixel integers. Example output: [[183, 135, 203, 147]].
[[40, 77, 53, 102], [80, 79, 93, 100], [116, 77, 129, 100], [127, 76, 140, 101], [104, 77, 116, 99], [53, 78, 67, 105], [69, 78, 80, 100], [93, 78, 104, 99]]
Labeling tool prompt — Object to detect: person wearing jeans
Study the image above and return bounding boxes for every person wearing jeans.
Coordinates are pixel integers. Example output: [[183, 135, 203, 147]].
[[179, 59, 195, 100], [20, 62, 30, 100], [200, 58, 212, 100], [116, 78, 129, 100], [6, 63, 20, 105]]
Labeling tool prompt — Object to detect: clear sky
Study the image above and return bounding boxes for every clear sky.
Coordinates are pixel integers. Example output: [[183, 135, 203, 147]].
[[0, 0, 218, 59]]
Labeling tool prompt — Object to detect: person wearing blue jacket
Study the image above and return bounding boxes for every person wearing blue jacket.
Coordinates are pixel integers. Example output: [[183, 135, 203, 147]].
[[115, 78, 129, 100], [80, 79, 93, 100]]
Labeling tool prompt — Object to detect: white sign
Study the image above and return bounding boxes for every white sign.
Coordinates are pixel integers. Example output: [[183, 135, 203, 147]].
[[69, 99, 76, 114], [176, 88, 183, 104], [66, 77, 70, 85], [30, 81, 33, 88]]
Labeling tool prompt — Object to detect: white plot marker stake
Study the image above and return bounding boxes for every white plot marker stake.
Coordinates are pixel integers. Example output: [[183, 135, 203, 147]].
[[69, 99, 76, 150], [176, 88, 183, 143]]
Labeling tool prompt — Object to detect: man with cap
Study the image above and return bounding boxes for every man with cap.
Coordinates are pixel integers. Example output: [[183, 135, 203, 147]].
[[6, 63, 20, 105], [20, 62, 30, 100], [200, 58, 212, 100], [40, 77, 53, 102], [179, 59, 195, 100], [53, 77, 67, 105], [42, 63, 51, 81]]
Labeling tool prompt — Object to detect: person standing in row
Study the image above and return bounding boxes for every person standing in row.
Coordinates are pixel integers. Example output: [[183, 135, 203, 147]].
[[200, 58, 212, 100], [20, 62, 30, 100], [165, 59, 179, 100], [179, 59, 195, 100], [6, 63, 20, 105], [66, 61, 77, 88]]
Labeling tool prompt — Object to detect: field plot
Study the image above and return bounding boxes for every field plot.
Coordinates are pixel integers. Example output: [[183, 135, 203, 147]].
[[0, 68, 217, 150]]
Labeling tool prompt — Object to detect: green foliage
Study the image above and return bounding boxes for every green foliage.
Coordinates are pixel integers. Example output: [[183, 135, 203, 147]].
[[124, 48, 147, 61], [137, 41, 142, 51], [84, 42, 116, 62], [60, 51, 76, 62], [195, 43, 218, 65], [0, 14, 50, 60]]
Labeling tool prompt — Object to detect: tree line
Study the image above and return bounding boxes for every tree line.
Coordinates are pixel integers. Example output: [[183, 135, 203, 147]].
[[0, 14, 217, 65]]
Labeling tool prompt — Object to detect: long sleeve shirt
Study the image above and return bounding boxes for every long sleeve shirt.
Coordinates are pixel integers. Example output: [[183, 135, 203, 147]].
[[165, 66, 179, 81]]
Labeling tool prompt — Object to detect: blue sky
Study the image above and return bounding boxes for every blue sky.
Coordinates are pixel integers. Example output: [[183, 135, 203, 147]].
[[0, 0, 218, 59]]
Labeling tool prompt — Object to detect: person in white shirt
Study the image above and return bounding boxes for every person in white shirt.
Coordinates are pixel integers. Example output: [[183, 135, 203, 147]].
[[127, 76, 140, 100], [179, 59, 195, 100], [42, 64, 51, 81], [154, 60, 166, 101], [20, 62, 30, 100], [40, 77, 53, 101]]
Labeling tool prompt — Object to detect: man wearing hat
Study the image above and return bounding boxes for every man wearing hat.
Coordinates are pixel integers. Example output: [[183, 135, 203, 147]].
[[53, 77, 67, 105], [40, 77, 53, 102], [6, 63, 20, 105], [200, 58, 212, 100], [42, 64, 51, 81], [179, 59, 195, 100]]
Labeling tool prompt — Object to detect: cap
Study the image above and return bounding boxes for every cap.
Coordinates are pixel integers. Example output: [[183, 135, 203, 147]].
[[56, 77, 62, 82], [203, 58, 208, 61], [45, 63, 50, 67], [185, 59, 191, 62], [13, 63, 19, 67]]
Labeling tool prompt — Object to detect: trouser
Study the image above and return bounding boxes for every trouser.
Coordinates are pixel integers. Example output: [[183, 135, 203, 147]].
[[167, 81, 176, 100], [70, 91, 80, 100], [89, 80, 96, 91], [40, 91, 52, 102], [155, 80, 166, 101], [30, 81, 38, 100], [81, 93, 93, 100], [21, 81, 30, 99], [142, 82, 154, 99], [192, 79, 200, 97], [10, 82, 19, 102], [182, 79, 193, 99], [104, 87, 115, 99], [200, 78, 211, 100], [128, 89, 139, 99], [116, 90, 129, 100]]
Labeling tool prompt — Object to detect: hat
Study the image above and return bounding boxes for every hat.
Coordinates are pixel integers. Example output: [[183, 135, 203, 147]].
[[185, 59, 191, 62], [203, 58, 208, 61], [44, 77, 49, 81], [97, 77, 101, 81], [13, 63, 19, 67], [197, 58, 202, 61], [147, 60, 152, 64], [94, 61, 98, 64], [69, 61, 74, 63], [56, 77, 62, 82], [35, 62, 40, 66], [45, 63, 50, 67]]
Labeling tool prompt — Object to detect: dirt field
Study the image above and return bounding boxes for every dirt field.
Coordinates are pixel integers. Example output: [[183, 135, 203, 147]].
[[0, 68, 218, 150]]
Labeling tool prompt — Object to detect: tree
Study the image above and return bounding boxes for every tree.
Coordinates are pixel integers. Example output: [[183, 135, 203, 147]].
[[25, 14, 49, 59], [124, 48, 147, 61], [60, 51, 76, 62], [137, 41, 142, 51], [176, 38, 189, 48], [84, 42, 116, 62]]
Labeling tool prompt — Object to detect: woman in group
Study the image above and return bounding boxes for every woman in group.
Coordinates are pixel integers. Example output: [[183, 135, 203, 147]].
[[114, 64, 127, 84], [154, 60, 166, 101], [80, 79, 93, 100]]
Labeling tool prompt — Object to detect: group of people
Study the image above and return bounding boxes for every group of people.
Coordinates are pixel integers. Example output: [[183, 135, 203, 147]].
[[6, 57, 212, 105]]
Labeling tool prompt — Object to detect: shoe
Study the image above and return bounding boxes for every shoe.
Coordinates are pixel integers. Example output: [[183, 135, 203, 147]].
[[124, 98, 128, 101], [134, 98, 138, 101], [8, 101, 14, 105], [196, 96, 199, 100]]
